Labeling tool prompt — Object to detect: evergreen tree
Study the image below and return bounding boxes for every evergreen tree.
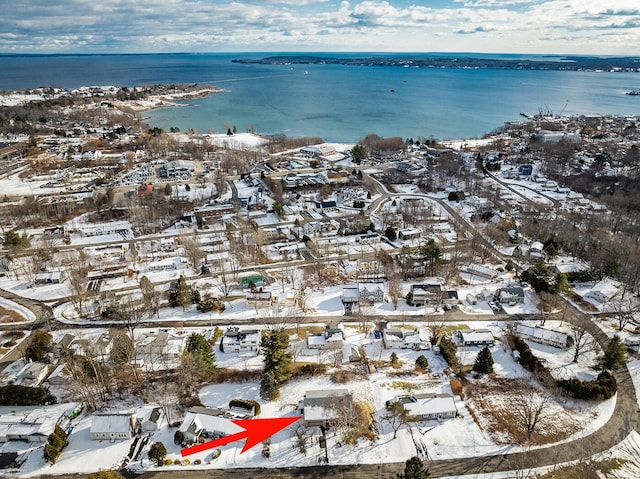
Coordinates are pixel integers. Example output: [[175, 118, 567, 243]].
[[385, 226, 397, 241], [185, 333, 216, 372], [259, 370, 279, 401], [473, 345, 494, 374], [596, 334, 627, 371], [415, 355, 429, 370], [148, 441, 167, 466], [390, 352, 399, 366], [397, 456, 430, 479], [259, 330, 292, 400]]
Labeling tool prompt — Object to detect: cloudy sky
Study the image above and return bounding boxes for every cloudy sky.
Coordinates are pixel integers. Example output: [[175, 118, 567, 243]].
[[1, 0, 639, 55]]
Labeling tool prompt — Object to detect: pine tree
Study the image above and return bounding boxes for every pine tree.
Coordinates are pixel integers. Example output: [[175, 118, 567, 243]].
[[185, 333, 216, 372], [390, 352, 399, 366], [473, 345, 494, 374], [596, 334, 627, 371], [415, 355, 429, 371], [397, 456, 430, 479], [260, 370, 279, 400], [259, 330, 292, 400]]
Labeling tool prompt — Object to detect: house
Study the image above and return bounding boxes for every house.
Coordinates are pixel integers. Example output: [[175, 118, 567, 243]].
[[178, 407, 242, 443], [394, 394, 457, 421], [410, 283, 444, 306], [90, 414, 135, 440], [359, 282, 385, 304], [302, 389, 352, 428], [498, 286, 525, 305], [220, 327, 260, 353], [0, 403, 76, 443], [518, 164, 533, 176], [16, 362, 49, 387], [398, 228, 422, 241], [458, 329, 494, 347], [47, 364, 71, 385], [383, 328, 429, 350], [34, 270, 66, 285], [307, 328, 344, 350], [141, 407, 165, 432], [320, 200, 338, 212], [463, 264, 496, 281], [584, 280, 619, 304], [515, 324, 570, 349], [342, 285, 360, 313]]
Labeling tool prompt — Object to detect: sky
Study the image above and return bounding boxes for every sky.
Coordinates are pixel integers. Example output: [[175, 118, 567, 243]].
[[1, 0, 639, 55]]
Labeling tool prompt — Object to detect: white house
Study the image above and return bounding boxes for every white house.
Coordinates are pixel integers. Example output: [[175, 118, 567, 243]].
[[90, 414, 135, 440], [307, 328, 344, 350], [458, 329, 494, 347], [0, 403, 76, 443], [584, 280, 619, 304], [302, 389, 352, 428], [16, 362, 49, 387], [178, 407, 242, 443], [515, 324, 570, 349], [394, 394, 457, 421], [410, 283, 444, 306], [220, 327, 260, 353], [359, 282, 385, 304], [498, 286, 525, 305], [141, 407, 165, 432], [383, 328, 429, 350]]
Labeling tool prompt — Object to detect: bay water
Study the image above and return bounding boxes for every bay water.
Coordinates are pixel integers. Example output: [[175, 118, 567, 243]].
[[2, 53, 639, 142]]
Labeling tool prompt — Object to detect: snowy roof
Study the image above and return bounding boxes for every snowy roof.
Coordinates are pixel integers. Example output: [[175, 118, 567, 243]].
[[460, 329, 494, 344], [399, 394, 457, 417], [516, 324, 568, 345], [90, 414, 134, 435], [0, 403, 75, 440], [179, 410, 242, 437]]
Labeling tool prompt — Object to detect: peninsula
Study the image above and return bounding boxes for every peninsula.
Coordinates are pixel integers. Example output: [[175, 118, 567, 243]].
[[233, 55, 640, 72]]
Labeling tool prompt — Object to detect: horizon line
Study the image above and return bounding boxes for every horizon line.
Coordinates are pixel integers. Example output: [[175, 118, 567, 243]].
[[1, 51, 639, 58]]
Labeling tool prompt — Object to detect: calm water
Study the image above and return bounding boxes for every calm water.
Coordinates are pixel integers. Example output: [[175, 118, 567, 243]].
[[2, 53, 640, 142]]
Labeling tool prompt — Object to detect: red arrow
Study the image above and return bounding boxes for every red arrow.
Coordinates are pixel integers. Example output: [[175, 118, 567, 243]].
[[181, 416, 302, 457]]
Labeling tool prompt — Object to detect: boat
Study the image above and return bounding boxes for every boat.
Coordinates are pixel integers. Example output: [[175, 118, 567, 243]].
[[626, 91, 640, 96]]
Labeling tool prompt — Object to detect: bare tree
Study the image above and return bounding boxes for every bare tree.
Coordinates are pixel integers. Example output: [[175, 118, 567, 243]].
[[387, 272, 403, 310], [610, 289, 638, 332], [139, 275, 160, 318], [570, 323, 596, 363], [382, 401, 415, 439], [68, 251, 92, 317], [512, 386, 554, 442], [180, 231, 204, 270]]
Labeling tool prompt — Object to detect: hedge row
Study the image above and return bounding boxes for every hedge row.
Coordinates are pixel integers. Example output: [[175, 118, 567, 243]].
[[557, 371, 617, 400], [44, 425, 68, 463], [511, 335, 556, 387], [0, 384, 57, 406]]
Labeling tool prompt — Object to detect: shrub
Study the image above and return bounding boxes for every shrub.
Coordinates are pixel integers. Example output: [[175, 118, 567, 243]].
[[415, 355, 429, 371], [557, 371, 617, 400], [330, 370, 357, 383], [292, 363, 328, 377], [450, 378, 464, 397], [149, 442, 167, 466], [194, 459, 202, 465], [229, 398, 261, 416], [44, 443, 60, 464], [173, 459, 181, 466], [173, 430, 184, 445], [164, 459, 172, 466]]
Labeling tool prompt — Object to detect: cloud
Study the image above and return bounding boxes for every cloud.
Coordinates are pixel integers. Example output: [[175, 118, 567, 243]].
[[0, 0, 638, 54], [455, 26, 497, 34]]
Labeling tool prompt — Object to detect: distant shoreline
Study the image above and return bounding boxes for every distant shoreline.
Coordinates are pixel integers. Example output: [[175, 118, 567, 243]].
[[233, 55, 640, 73]]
